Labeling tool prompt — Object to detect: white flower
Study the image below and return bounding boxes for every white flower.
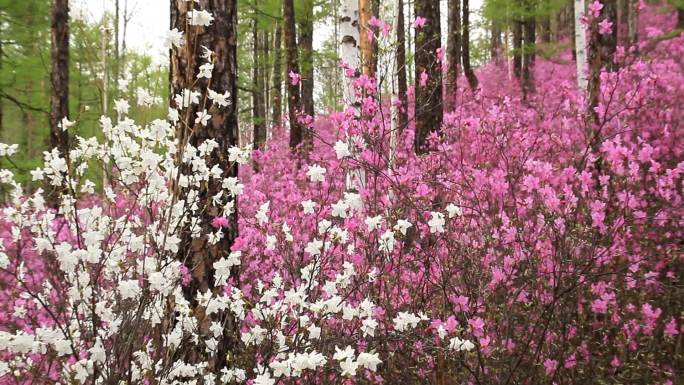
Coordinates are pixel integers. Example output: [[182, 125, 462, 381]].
[[118, 279, 140, 300], [393, 219, 412, 235], [305, 239, 323, 256], [301, 199, 316, 214], [188, 9, 214, 26], [428, 211, 445, 233], [378, 230, 395, 252], [393, 311, 422, 331], [255, 201, 270, 225], [331, 200, 349, 218], [334, 140, 351, 159], [361, 318, 378, 337], [164, 28, 184, 48], [333, 345, 355, 361], [114, 99, 130, 115], [58, 117, 74, 132], [306, 164, 326, 182], [265, 234, 276, 250], [253, 373, 275, 385], [195, 110, 211, 126], [357, 352, 382, 371], [449, 337, 475, 352], [208, 89, 231, 107], [365, 215, 382, 231], [446, 203, 462, 218], [340, 358, 358, 377], [197, 62, 214, 79]]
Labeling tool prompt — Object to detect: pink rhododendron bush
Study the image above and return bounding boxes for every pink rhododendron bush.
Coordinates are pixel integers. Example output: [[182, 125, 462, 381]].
[[1, 3, 683, 385]]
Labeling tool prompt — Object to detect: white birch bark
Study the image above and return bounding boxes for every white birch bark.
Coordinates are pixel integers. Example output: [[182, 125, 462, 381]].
[[575, 0, 588, 92], [339, 0, 360, 105]]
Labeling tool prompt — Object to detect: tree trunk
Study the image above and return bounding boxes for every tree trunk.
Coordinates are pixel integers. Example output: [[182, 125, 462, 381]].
[[522, 5, 536, 98], [272, 22, 283, 127], [599, 0, 618, 71], [678, 5, 684, 29], [491, 20, 502, 64], [627, 0, 638, 46], [447, 0, 461, 110], [359, 0, 373, 76], [540, 15, 551, 43], [513, 17, 523, 79], [252, 13, 266, 152], [371, 0, 380, 73], [169, 0, 239, 372], [575, 0, 588, 92], [396, 0, 408, 131], [462, 0, 479, 91], [50, 0, 70, 155], [414, 0, 443, 154], [263, 30, 270, 122], [339, 0, 360, 105], [298, 0, 315, 118], [283, 0, 306, 151]]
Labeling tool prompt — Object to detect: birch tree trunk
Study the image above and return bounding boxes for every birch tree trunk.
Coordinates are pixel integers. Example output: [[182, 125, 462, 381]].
[[339, 0, 360, 105], [574, 0, 588, 92]]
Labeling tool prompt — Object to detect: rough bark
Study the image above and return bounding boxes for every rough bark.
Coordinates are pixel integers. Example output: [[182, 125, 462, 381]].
[[169, 0, 239, 371], [50, 0, 70, 157], [513, 17, 523, 79], [359, 0, 373, 76], [272, 22, 283, 127], [599, 0, 618, 71], [396, 0, 408, 131], [462, 0, 479, 90], [283, 0, 306, 151], [627, 0, 638, 46], [371, 0, 380, 73], [491, 20, 502, 63], [252, 14, 266, 152], [298, 0, 315, 118], [414, 0, 443, 154], [447, 0, 461, 110], [522, 4, 536, 98]]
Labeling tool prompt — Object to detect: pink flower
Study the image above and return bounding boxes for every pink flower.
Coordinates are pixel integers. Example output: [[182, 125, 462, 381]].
[[368, 16, 382, 28], [665, 318, 679, 338], [414, 16, 427, 29], [588, 1, 603, 18], [543, 359, 558, 375], [598, 18, 613, 35], [288, 71, 301, 86], [211, 216, 230, 228], [419, 70, 428, 87]]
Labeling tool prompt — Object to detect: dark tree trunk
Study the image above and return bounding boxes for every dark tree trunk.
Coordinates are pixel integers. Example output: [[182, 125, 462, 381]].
[[540, 15, 551, 43], [522, 7, 536, 98], [462, 0, 479, 90], [628, 0, 638, 46], [678, 6, 684, 29], [252, 14, 266, 152], [371, 0, 380, 73], [50, 0, 70, 157], [414, 0, 443, 154], [263, 30, 270, 121], [513, 17, 523, 79], [396, 0, 408, 131], [169, 0, 239, 372], [272, 22, 283, 127], [599, 0, 618, 71], [298, 0, 315, 118], [283, 0, 306, 152], [447, 0, 461, 110], [490, 20, 502, 63]]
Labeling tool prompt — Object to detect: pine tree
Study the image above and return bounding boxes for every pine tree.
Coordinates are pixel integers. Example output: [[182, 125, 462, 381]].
[[414, 0, 443, 154]]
